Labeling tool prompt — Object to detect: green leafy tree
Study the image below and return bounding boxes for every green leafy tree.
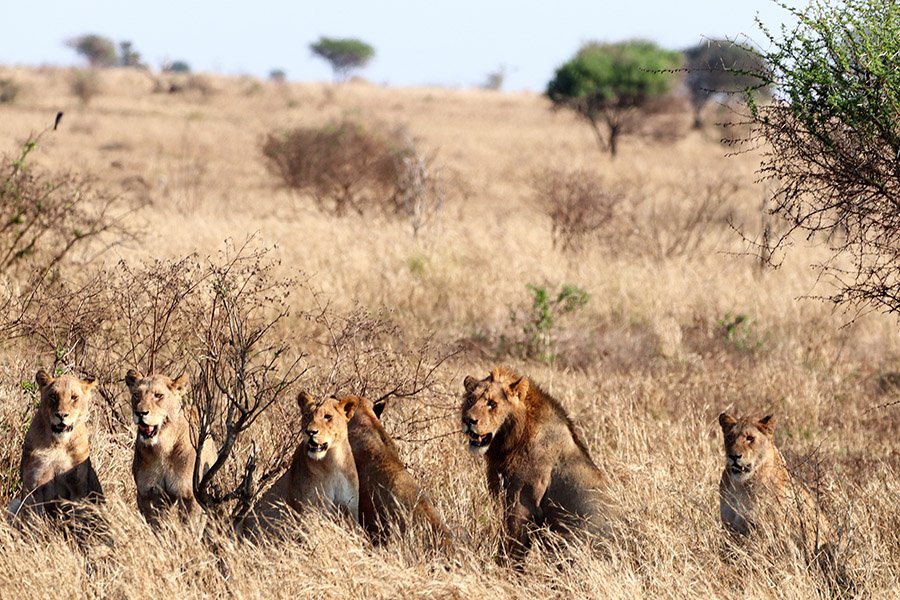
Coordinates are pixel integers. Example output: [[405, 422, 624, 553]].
[[546, 40, 681, 157], [164, 60, 191, 73], [310, 37, 375, 82], [683, 39, 769, 128], [747, 0, 900, 316], [119, 41, 143, 68], [66, 34, 117, 68]]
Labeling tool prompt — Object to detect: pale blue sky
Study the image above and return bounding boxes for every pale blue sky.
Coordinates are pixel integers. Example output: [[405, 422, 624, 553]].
[[1, 1, 799, 90]]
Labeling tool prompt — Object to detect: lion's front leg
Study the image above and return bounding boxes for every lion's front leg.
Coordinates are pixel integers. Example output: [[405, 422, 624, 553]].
[[498, 480, 546, 569]]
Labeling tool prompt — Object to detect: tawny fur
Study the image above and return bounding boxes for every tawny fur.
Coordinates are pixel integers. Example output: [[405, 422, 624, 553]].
[[11, 370, 103, 519], [248, 392, 359, 533], [718, 412, 831, 548], [127, 369, 216, 526], [347, 395, 452, 550], [461, 367, 614, 566]]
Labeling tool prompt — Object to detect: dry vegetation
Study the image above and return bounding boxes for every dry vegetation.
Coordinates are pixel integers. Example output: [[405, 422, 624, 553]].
[[0, 66, 898, 598]]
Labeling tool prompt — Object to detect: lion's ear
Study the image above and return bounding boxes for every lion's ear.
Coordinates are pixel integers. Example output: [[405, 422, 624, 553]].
[[80, 376, 97, 394], [463, 375, 478, 394], [125, 369, 143, 390], [35, 369, 53, 389], [757, 414, 776, 436], [507, 377, 529, 403], [719, 412, 737, 432], [169, 373, 189, 396], [373, 398, 388, 419], [339, 396, 359, 421], [297, 391, 316, 413]]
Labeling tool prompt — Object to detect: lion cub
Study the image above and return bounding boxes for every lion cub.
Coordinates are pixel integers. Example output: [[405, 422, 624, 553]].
[[9, 370, 103, 519], [461, 367, 615, 567], [347, 395, 451, 549], [250, 392, 359, 530], [718, 412, 830, 544], [127, 369, 216, 526]]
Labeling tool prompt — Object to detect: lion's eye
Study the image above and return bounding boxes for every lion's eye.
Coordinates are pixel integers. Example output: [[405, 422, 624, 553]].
[[487, 400, 497, 410], [324, 414, 332, 422], [154, 392, 164, 400], [746, 435, 755, 443], [71, 394, 78, 402]]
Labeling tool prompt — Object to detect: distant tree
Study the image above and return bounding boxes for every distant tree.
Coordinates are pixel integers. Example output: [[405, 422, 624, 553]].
[[66, 34, 117, 68], [119, 41, 143, 68], [164, 60, 191, 73], [746, 0, 900, 317], [546, 40, 681, 157], [683, 40, 769, 128], [483, 66, 506, 91], [269, 69, 287, 83], [310, 37, 375, 82]]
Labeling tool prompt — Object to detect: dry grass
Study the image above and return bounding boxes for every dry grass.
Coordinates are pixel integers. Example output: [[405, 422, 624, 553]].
[[0, 66, 898, 598]]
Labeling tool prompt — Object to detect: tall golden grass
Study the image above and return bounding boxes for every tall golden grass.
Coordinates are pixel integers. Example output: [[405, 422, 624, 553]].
[[0, 66, 897, 598]]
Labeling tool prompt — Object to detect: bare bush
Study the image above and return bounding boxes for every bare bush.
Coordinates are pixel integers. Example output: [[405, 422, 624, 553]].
[[624, 172, 739, 260], [531, 168, 621, 253], [261, 120, 448, 235], [0, 79, 20, 104], [70, 70, 101, 104], [0, 134, 137, 334]]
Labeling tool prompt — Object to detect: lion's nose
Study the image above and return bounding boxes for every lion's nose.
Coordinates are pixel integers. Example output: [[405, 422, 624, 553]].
[[307, 428, 318, 436], [56, 412, 69, 420], [462, 416, 477, 427], [728, 453, 742, 461], [135, 410, 148, 418]]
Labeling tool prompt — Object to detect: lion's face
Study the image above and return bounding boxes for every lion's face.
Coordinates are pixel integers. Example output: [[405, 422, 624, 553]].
[[126, 369, 187, 446], [36, 370, 95, 441], [298, 392, 357, 461], [719, 412, 777, 483], [460, 370, 526, 455]]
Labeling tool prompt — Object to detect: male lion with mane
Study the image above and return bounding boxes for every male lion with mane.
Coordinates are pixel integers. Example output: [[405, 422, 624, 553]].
[[461, 367, 615, 567], [127, 369, 216, 526], [9, 370, 103, 519]]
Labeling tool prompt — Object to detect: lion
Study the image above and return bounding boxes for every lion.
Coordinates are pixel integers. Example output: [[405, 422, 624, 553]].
[[247, 392, 359, 532], [718, 412, 830, 544], [347, 395, 452, 550], [9, 370, 103, 519], [127, 369, 216, 526], [461, 367, 615, 566]]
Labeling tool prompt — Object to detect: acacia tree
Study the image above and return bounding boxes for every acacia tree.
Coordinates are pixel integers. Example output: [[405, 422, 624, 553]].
[[310, 37, 375, 82], [546, 40, 681, 157], [748, 0, 900, 317], [683, 39, 769, 128], [66, 34, 117, 68]]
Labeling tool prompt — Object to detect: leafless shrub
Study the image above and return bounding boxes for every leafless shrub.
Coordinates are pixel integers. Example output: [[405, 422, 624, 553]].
[[531, 168, 621, 253], [0, 78, 20, 104], [190, 241, 308, 521], [70, 70, 101, 104], [0, 134, 138, 334], [305, 285, 459, 442], [261, 120, 450, 235], [625, 172, 739, 260]]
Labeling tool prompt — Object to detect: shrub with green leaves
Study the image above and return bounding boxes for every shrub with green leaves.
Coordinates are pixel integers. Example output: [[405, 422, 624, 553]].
[[66, 34, 117, 68], [546, 40, 681, 156], [748, 0, 900, 317], [509, 283, 590, 363]]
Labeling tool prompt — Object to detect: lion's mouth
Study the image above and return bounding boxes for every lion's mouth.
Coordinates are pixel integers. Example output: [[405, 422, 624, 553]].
[[729, 463, 751, 475], [51, 423, 73, 435], [467, 431, 493, 449], [138, 424, 159, 440], [307, 440, 329, 458]]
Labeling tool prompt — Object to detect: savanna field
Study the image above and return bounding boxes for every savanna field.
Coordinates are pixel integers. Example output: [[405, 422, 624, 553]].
[[0, 66, 898, 598]]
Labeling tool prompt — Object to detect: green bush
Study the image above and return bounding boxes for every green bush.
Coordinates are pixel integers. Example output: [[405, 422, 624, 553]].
[[310, 37, 375, 82]]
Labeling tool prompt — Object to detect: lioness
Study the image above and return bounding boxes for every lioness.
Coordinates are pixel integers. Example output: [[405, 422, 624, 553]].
[[718, 412, 830, 545], [461, 367, 614, 566], [347, 395, 451, 549], [10, 370, 103, 518], [127, 369, 216, 526], [249, 392, 359, 531]]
